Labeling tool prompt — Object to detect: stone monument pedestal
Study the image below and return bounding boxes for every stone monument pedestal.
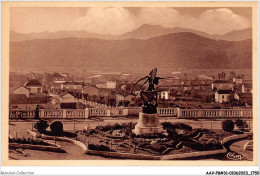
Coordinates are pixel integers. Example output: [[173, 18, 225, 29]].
[[132, 112, 165, 135]]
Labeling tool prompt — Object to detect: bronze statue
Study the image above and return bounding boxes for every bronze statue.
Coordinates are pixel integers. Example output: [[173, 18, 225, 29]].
[[135, 68, 171, 114]]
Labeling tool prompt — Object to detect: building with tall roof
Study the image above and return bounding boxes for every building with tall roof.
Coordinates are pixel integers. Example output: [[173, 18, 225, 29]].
[[12, 86, 30, 97], [242, 83, 252, 93], [82, 85, 99, 96], [23, 79, 43, 94], [215, 89, 233, 103], [211, 80, 234, 91], [61, 81, 84, 92]]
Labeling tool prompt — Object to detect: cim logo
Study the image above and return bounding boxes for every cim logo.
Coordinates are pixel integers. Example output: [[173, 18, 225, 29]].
[[226, 152, 245, 160]]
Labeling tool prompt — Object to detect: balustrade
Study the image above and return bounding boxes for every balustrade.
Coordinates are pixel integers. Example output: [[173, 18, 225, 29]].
[[177, 109, 252, 119], [157, 108, 177, 116], [9, 107, 252, 119]]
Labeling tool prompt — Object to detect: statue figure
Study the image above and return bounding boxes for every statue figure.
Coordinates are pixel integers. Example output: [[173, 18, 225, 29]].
[[135, 68, 171, 114], [35, 105, 39, 119]]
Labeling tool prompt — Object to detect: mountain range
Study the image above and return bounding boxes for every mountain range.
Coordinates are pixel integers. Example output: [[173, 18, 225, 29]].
[[10, 32, 252, 70], [10, 24, 252, 42]]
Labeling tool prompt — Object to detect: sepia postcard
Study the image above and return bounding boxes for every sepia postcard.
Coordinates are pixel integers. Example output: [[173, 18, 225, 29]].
[[1, 1, 259, 167]]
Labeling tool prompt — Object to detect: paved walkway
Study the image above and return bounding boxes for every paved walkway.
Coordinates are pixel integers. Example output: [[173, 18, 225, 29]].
[[9, 139, 110, 160], [229, 139, 253, 161]]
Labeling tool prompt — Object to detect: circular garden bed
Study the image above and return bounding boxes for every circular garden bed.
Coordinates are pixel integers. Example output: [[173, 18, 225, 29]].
[[76, 122, 239, 157]]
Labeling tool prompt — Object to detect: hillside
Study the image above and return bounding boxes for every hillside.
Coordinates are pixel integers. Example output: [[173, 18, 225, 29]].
[[10, 32, 252, 70], [219, 28, 252, 41], [10, 25, 252, 42]]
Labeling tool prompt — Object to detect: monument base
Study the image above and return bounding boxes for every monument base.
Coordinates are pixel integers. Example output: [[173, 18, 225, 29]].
[[132, 112, 165, 135]]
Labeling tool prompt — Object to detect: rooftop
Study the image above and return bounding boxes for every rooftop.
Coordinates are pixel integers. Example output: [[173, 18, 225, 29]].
[[243, 83, 252, 88], [83, 85, 99, 89], [24, 79, 42, 86], [216, 90, 233, 94], [213, 80, 232, 84], [53, 72, 66, 78], [62, 81, 84, 85], [10, 94, 27, 99], [14, 86, 29, 91], [237, 93, 252, 98]]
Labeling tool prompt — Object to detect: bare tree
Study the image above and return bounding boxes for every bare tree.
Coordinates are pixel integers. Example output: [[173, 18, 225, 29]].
[[230, 71, 236, 79], [218, 73, 221, 80]]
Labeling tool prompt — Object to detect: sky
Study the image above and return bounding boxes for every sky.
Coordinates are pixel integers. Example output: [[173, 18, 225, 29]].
[[10, 7, 252, 35]]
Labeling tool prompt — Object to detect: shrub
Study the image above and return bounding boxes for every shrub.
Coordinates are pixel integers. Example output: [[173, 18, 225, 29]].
[[162, 122, 192, 131], [88, 129, 98, 135], [161, 122, 174, 129], [177, 123, 192, 131], [222, 120, 234, 132], [147, 143, 168, 153], [235, 119, 248, 131], [34, 120, 49, 134], [136, 133, 166, 139], [202, 140, 223, 150], [184, 139, 223, 151], [9, 137, 52, 146], [183, 141, 203, 151], [162, 122, 192, 137], [96, 124, 113, 132], [50, 121, 63, 136], [95, 122, 136, 132]]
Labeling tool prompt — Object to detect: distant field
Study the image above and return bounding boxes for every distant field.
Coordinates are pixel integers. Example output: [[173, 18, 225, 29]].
[[11, 67, 252, 80]]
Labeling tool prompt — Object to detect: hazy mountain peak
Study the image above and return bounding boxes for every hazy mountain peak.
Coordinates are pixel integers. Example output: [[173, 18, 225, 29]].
[[10, 25, 252, 42], [10, 32, 252, 71]]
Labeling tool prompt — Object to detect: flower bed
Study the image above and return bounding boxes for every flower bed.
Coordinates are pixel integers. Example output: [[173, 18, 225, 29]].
[[9, 137, 53, 146], [77, 122, 237, 157], [9, 137, 65, 153]]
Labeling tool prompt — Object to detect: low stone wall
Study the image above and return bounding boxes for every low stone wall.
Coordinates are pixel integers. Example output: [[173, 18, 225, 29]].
[[9, 142, 64, 153], [222, 132, 252, 145], [85, 147, 227, 160], [162, 149, 227, 160], [27, 130, 87, 151], [86, 150, 160, 160], [244, 140, 253, 151]]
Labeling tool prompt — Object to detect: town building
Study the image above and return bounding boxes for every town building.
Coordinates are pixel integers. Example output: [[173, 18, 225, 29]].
[[59, 92, 84, 109], [9, 94, 51, 110], [60, 92, 78, 103], [215, 90, 233, 103], [24, 79, 43, 94], [60, 73, 69, 78], [53, 72, 66, 81], [115, 91, 137, 107], [242, 83, 252, 93], [106, 81, 117, 89], [233, 76, 243, 85], [120, 73, 131, 80], [61, 81, 84, 92], [211, 80, 234, 91], [116, 93, 125, 105], [95, 83, 107, 89], [82, 85, 99, 96], [12, 86, 30, 97], [98, 88, 112, 97], [124, 93, 137, 106], [160, 90, 169, 100], [234, 93, 252, 105]]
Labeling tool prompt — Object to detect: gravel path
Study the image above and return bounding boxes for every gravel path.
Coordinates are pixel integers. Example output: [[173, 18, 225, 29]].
[[229, 139, 253, 161]]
